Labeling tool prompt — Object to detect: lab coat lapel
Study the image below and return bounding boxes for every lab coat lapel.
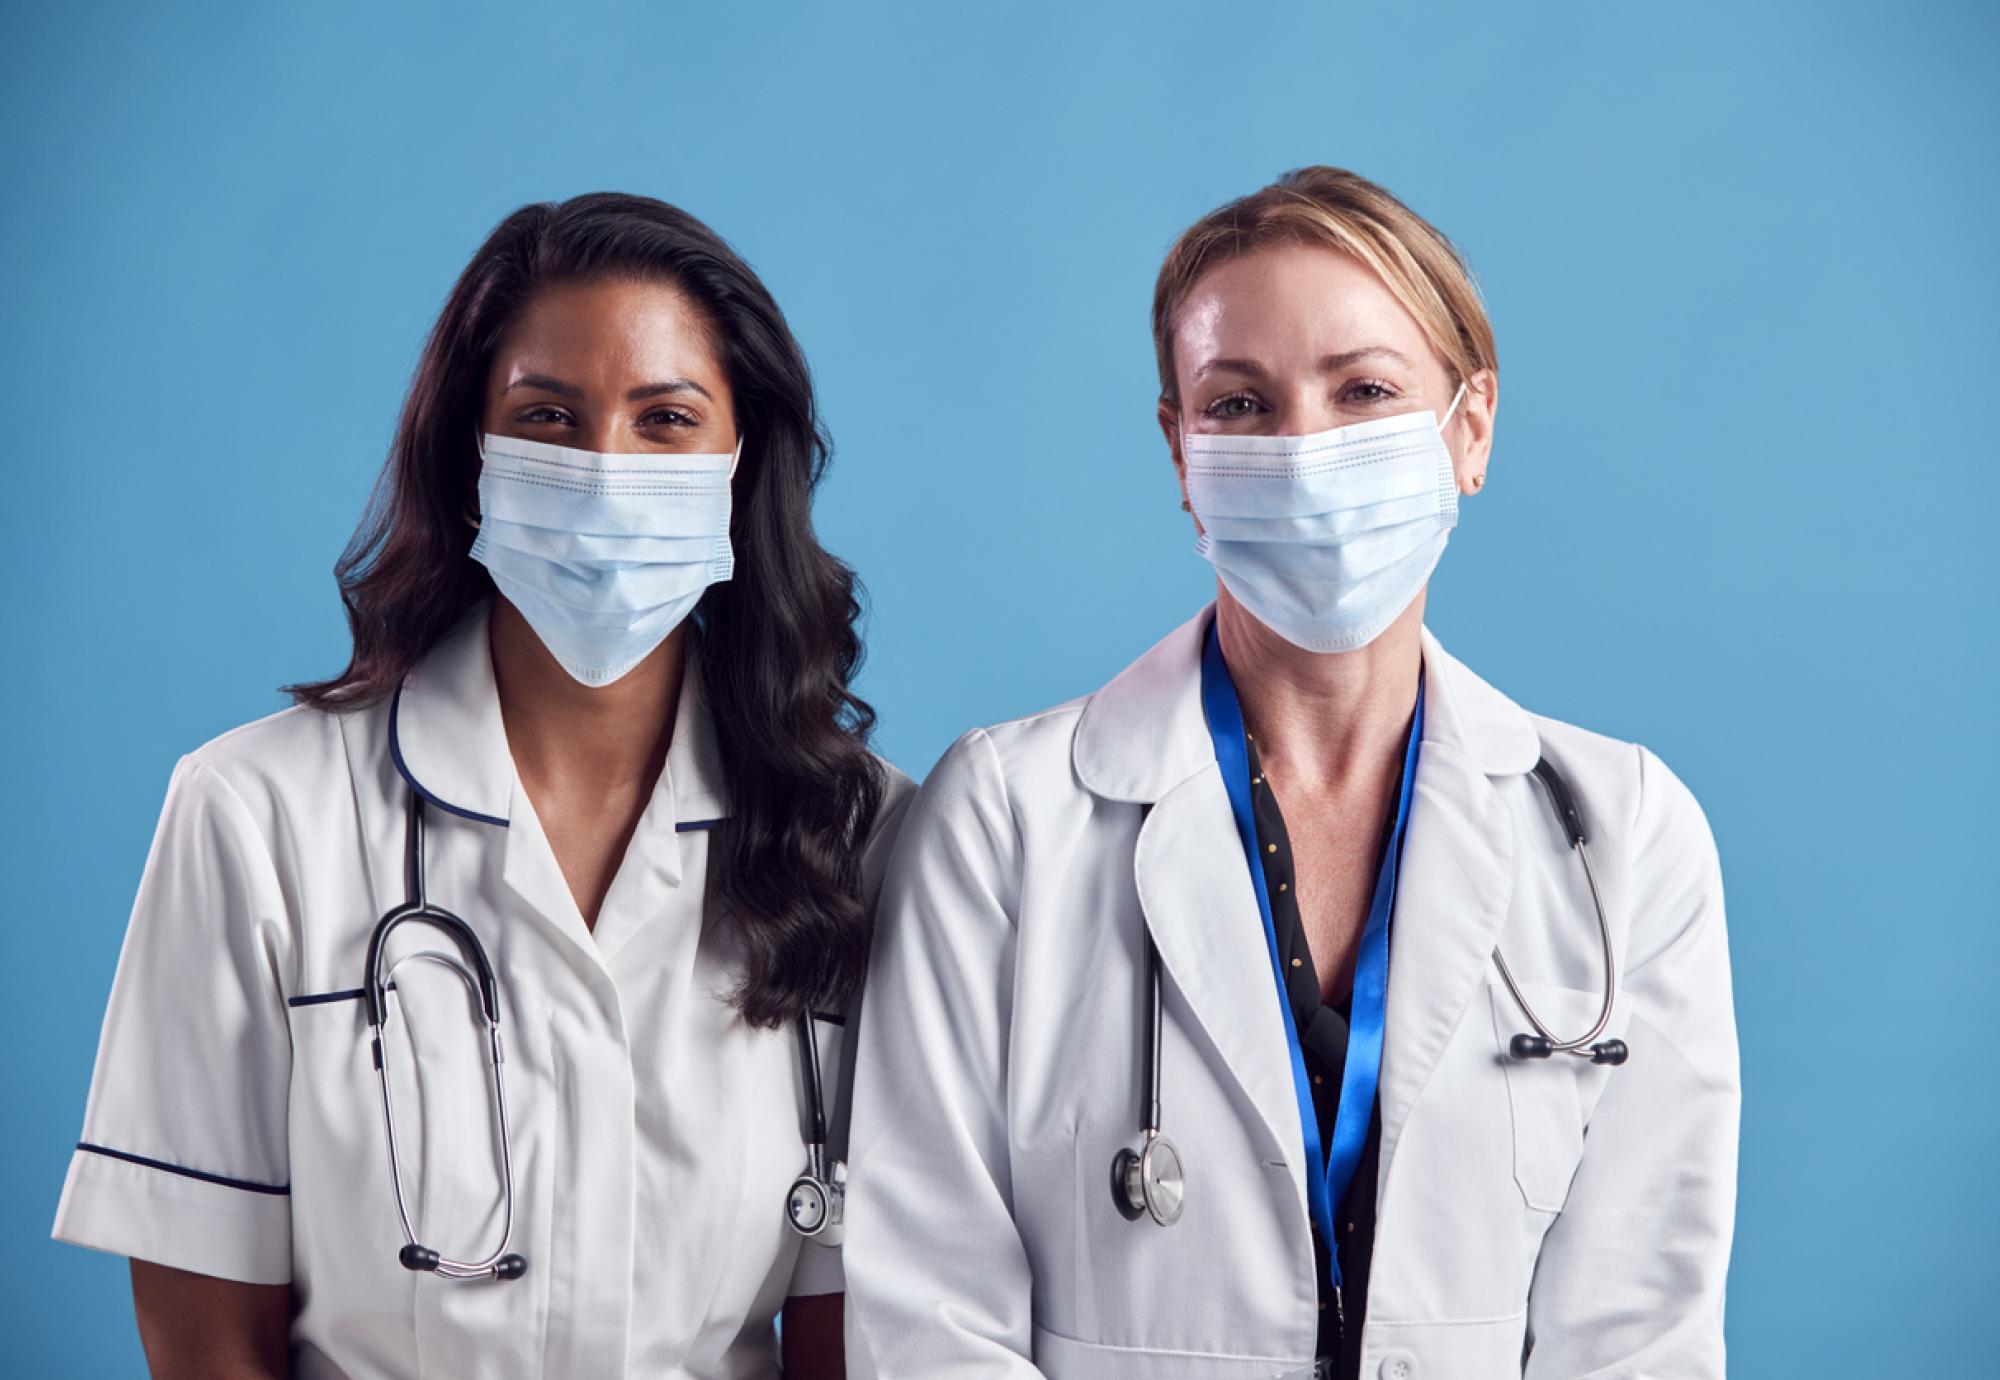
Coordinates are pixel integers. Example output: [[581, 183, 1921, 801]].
[[1076, 606, 1306, 1171], [1135, 767, 1310, 1176], [1374, 737, 1514, 1172], [1077, 608, 1546, 1209], [1375, 628, 1541, 1174]]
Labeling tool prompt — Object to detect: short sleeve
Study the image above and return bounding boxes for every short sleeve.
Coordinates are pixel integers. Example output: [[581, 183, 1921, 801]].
[[51, 755, 298, 1285]]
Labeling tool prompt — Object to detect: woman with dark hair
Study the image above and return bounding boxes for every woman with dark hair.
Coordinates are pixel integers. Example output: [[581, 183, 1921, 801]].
[[53, 193, 909, 1378]]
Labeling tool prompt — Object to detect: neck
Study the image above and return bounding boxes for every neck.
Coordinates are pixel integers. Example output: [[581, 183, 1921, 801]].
[[487, 598, 685, 796], [1214, 586, 1424, 793]]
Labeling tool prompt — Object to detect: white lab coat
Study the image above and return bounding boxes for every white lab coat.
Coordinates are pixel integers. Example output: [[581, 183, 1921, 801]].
[[844, 605, 1739, 1380], [53, 602, 914, 1379]]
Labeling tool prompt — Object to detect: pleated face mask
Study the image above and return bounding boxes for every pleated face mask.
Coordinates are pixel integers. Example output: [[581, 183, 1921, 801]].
[[469, 432, 738, 686], [1181, 384, 1464, 654]]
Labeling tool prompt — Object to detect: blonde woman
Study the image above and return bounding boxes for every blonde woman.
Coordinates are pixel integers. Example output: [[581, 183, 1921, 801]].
[[843, 167, 1738, 1379]]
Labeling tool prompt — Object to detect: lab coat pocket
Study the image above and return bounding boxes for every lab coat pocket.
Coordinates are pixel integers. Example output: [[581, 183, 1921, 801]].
[[1488, 981, 1593, 1214]]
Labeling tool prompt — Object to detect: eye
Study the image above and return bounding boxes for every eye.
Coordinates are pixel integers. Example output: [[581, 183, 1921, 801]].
[[1338, 378, 1401, 405], [515, 404, 575, 426], [639, 405, 700, 428], [1202, 392, 1267, 420]]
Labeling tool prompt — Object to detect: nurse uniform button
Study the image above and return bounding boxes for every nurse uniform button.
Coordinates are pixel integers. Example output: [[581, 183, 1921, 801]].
[[1377, 1350, 1419, 1380]]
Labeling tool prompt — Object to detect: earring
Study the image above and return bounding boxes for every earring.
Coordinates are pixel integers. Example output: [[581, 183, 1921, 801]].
[[1181, 498, 1192, 512], [1470, 474, 1485, 492]]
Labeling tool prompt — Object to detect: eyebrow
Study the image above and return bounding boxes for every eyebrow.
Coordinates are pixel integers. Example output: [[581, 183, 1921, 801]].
[[503, 372, 584, 399], [1322, 346, 1415, 371], [501, 373, 715, 403], [1193, 345, 1415, 383], [626, 378, 713, 403]]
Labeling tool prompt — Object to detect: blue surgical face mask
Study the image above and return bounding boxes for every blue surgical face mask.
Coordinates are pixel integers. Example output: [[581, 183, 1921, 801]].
[[1181, 385, 1465, 654], [469, 432, 738, 686]]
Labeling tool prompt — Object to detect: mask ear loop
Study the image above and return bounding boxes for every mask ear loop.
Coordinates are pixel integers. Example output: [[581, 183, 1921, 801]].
[[1175, 407, 1200, 520], [1437, 381, 1468, 433], [468, 430, 492, 530], [727, 433, 744, 481]]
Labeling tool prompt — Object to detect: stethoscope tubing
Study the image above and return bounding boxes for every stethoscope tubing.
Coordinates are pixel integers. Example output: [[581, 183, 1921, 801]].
[[363, 787, 847, 1270], [366, 792, 523, 1280], [1117, 753, 1625, 1229], [1494, 760, 1618, 1056]]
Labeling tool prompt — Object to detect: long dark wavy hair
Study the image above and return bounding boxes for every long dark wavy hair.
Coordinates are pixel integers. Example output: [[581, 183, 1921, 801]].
[[289, 193, 885, 1028]]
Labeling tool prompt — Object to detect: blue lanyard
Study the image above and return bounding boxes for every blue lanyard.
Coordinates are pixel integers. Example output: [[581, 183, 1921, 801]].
[[1199, 619, 1423, 1292]]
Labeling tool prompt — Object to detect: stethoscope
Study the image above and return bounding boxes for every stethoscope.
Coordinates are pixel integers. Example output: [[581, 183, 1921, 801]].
[[1111, 754, 1628, 1228], [365, 789, 845, 1281]]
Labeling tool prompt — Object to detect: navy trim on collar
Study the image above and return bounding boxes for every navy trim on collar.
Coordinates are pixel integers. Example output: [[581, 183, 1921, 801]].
[[675, 817, 726, 832], [388, 684, 510, 828]]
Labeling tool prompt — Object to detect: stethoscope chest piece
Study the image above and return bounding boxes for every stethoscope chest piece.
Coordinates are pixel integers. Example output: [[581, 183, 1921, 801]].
[[785, 1013, 846, 1245], [1111, 925, 1185, 1227], [1111, 1130, 1185, 1226], [786, 1157, 847, 1244]]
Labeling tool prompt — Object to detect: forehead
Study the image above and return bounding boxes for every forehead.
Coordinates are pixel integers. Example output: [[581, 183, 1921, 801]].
[[1174, 241, 1432, 371], [492, 277, 721, 382]]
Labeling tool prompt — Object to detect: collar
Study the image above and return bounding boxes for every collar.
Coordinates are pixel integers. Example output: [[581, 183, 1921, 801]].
[[389, 601, 730, 830], [1073, 601, 1540, 803]]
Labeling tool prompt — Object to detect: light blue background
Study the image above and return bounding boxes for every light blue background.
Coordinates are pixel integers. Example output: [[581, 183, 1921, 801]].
[[4, 1, 1993, 1373]]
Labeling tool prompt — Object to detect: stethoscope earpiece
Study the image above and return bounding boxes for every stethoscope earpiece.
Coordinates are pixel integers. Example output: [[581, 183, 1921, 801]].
[[398, 1244, 441, 1273], [1508, 1032, 1629, 1066]]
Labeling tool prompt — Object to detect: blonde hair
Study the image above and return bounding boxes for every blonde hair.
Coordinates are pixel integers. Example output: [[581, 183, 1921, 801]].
[[1151, 165, 1497, 405]]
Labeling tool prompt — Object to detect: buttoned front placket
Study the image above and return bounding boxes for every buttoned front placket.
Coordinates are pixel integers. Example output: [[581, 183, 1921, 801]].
[[491, 641, 729, 1377], [500, 790, 642, 1377], [384, 604, 743, 1378]]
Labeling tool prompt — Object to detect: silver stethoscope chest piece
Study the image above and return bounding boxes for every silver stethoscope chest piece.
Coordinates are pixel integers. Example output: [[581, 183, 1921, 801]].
[[1112, 1128, 1185, 1226], [785, 1012, 847, 1244], [1110, 928, 1185, 1226], [787, 1155, 847, 1240]]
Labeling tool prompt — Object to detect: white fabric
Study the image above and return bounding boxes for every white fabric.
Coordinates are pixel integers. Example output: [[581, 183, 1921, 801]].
[[844, 604, 1739, 1379], [53, 601, 913, 1379]]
